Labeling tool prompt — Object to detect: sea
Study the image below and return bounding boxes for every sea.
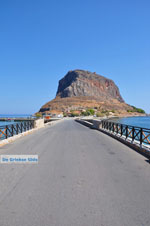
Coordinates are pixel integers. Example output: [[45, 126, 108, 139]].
[[110, 116, 150, 129], [1, 115, 150, 129], [0, 114, 32, 127]]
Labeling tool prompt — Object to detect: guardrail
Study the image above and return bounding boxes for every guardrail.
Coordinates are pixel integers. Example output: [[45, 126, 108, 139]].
[[0, 121, 34, 140], [101, 120, 150, 147]]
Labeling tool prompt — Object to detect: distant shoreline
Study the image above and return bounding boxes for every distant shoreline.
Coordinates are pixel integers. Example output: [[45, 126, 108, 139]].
[[108, 114, 147, 120]]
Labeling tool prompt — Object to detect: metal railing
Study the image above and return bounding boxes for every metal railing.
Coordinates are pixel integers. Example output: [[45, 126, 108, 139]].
[[101, 120, 150, 147], [0, 121, 34, 140]]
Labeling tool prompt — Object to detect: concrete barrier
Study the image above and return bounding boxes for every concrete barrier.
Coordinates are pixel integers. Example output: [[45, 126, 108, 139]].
[[34, 119, 44, 128], [92, 120, 102, 129], [76, 119, 102, 130], [75, 119, 93, 129]]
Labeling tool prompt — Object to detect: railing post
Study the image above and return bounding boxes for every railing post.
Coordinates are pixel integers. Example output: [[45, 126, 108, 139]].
[[140, 128, 143, 147], [16, 124, 19, 135], [118, 124, 120, 135], [21, 123, 23, 133], [132, 127, 135, 143], [31, 120, 34, 129], [117, 124, 118, 134], [126, 126, 128, 139], [24, 122, 26, 132], [110, 122, 112, 132], [11, 124, 14, 137], [121, 124, 123, 136], [6, 125, 8, 139]]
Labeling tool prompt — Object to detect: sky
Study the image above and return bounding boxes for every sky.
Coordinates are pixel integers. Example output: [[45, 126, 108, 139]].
[[0, 0, 150, 114]]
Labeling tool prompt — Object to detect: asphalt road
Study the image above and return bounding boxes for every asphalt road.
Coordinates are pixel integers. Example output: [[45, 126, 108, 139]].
[[0, 119, 150, 226]]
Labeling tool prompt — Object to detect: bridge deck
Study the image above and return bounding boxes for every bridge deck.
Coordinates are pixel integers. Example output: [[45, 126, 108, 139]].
[[0, 119, 150, 226]]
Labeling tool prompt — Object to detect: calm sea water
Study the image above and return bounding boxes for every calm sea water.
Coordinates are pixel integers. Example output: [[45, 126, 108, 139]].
[[0, 114, 32, 127], [111, 116, 150, 129]]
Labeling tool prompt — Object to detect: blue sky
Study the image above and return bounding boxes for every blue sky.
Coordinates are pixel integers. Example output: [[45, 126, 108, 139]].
[[0, 0, 150, 114]]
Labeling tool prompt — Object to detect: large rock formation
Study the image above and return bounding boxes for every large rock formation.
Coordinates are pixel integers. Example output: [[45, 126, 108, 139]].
[[56, 70, 124, 102], [39, 69, 135, 115]]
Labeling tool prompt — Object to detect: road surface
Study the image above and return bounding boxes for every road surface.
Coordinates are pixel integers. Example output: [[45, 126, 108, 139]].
[[0, 119, 150, 226]]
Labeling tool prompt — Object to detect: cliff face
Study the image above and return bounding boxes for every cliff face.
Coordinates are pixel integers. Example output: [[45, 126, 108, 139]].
[[39, 69, 133, 115], [56, 70, 124, 102]]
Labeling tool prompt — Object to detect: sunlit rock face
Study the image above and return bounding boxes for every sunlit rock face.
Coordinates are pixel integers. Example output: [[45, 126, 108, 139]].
[[56, 69, 124, 103]]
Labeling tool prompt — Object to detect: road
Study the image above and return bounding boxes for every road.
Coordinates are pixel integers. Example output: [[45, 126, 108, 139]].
[[0, 119, 150, 226]]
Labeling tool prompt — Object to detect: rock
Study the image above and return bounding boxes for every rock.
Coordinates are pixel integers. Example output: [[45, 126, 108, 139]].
[[39, 69, 134, 115], [56, 70, 124, 102]]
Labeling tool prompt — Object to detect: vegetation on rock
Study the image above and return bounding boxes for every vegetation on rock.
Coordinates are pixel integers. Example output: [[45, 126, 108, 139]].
[[127, 106, 145, 114]]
